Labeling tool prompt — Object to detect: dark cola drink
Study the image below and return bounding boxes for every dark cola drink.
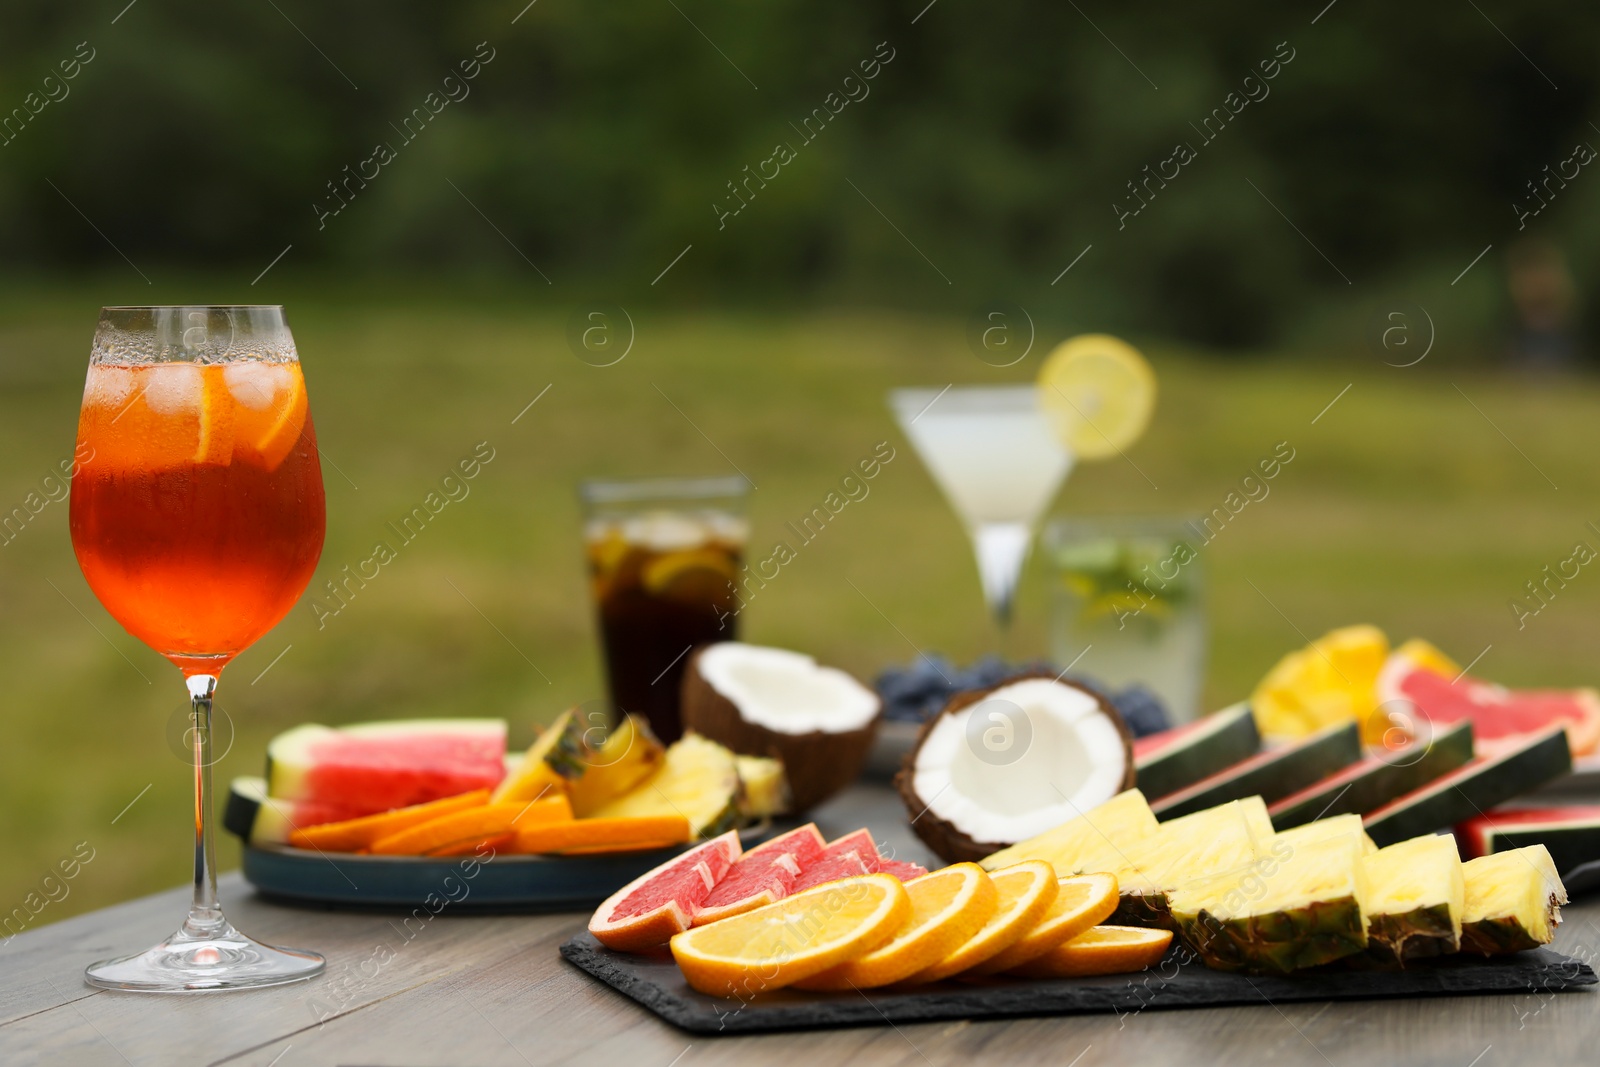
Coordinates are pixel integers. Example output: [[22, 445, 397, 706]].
[[582, 477, 748, 742]]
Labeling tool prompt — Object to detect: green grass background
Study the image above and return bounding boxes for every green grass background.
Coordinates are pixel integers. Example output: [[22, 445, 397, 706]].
[[2, 284, 1598, 929]]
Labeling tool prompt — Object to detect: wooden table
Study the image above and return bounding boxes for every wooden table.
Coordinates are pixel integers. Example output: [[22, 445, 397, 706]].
[[4, 783, 1597, 1066]]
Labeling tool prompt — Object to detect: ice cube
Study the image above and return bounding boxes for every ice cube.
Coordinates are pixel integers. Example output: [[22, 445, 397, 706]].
[[223, 361, 291, 411], [83, 366, 136, 410], [141, 364, 203, 415], [624, 512, 710, 552]]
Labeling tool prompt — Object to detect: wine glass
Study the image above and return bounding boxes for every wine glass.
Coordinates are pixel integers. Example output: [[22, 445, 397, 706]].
[[70, 306, 327, 991], [890, 385, 1074, 632]]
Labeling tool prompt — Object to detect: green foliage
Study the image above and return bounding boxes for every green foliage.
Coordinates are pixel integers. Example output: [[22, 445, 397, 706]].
[[1, 2, 1598, 342]]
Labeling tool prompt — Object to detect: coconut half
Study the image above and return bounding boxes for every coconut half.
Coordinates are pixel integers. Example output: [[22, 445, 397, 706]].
[[681, 642, 881, 813], [896, 673, 1135, 864]]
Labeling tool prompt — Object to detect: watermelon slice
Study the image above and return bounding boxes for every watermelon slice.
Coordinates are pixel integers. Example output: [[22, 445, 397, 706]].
[[1364, 725, 1573, 847], [1268, 720, 1475, 829], [1378, 644, 1600, 758], [1133, 702, 1261, 800], [1458, 805, 1600, 878], [589, 830, 742, 952], [1150, 721, 1361, 819], [222, 776, 370, 845], [692, 823, 827, 926], [266, 719, 507, 815]]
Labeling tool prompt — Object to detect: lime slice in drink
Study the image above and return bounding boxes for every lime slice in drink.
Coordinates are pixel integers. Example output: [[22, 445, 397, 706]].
[[1036, 334, 1156, 459]]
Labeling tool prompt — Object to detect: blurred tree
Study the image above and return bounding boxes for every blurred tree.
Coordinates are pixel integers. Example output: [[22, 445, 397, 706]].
[[0, 0, 1596, 346]]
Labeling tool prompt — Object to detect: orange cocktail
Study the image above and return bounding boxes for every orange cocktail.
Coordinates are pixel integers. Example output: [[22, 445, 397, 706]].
[[70, 361, 325, 670]]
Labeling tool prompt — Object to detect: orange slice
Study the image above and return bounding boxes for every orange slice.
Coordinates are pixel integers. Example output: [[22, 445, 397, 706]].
[[287, 789, 491, 853], [194, 365, 236, 465], [427, 832, 517, 857], [671, 873, 910, 998], [792, 863, 999, 991], [227, 361, 308, 470], [1008, 925, 1173, 979], [966, 872, 1119, 976], [903, 860, 1057, 984], [368, 795, 572, 855], [512, 814, 690, 855]]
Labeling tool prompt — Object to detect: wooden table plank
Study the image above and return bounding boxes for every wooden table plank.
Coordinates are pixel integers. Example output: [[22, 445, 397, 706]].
[[2, 784, 1597, 1066]]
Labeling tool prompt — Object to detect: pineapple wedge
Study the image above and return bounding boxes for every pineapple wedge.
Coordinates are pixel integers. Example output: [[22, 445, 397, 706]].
[[1460, 844, 1567, 955], [493, 710, 587, 803], [1274, 813, 1377, 854], [1172, 831, 1370, 974], [590, 732, 743, 839], [1362, 833, 1464, 963], [735, 754, 790, 819], [568, 714, 666, 817], [1108, 799, 1271, 930], [981, 789, 1160, 874]]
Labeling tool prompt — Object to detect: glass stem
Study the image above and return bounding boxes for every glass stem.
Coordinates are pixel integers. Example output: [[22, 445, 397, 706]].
[[184, 673, 224, 937]]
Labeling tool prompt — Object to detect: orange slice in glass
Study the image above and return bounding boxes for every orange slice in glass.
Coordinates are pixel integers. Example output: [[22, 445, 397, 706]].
[[194, 365, 236, 465], [670, 873, 910, 997], [1008, 924, 1173, 979], [793, 863, 999, 991], [226, 361, 308, 470], [903, 860, 1058, 984], [966, 872, 1119, 975]]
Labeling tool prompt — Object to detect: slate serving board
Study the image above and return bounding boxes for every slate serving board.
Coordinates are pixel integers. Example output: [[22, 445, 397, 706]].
[[560, 932, 1597, 1035]]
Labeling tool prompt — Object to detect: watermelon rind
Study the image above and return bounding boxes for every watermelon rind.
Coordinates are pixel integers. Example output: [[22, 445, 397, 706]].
[[1364, 726, 1573, 847], [265, 718, 508, 801], [1151, 721, 1361, 819], [1469, 810, 1600, 881], [1134, 703, 1261, 800], [222, 776, 299, 845], [1268, 720, 1475, 830]]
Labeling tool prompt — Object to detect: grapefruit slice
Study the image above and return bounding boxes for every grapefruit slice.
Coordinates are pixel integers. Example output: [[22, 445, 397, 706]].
[[793, 863, 999, 991], [1008, 925, 1173, 979], [266, 719, 508, 816], [670, 873, 911, 997], [790, 828, 881, 892], [589, 830, 742, 952], [692, 824, 826, 926], [877, 858, 931, 881], [903, 860, 1058, 983], [966, 872, 1120, 975], [1377, 640, 1600, 758], [791, 848, 872, 893]]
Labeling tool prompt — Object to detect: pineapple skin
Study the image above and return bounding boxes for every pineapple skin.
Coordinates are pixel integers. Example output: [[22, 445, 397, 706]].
[[1460, 897, 1562, 955], [1182, 896, 1367, 975], [1109, 892, 1179, 932], [1366, 903, 1457, 964]]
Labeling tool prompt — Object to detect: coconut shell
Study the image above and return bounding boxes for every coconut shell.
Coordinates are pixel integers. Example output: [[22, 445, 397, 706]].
[[895, 671, 1136, 865], [680, 646, 882, 813]]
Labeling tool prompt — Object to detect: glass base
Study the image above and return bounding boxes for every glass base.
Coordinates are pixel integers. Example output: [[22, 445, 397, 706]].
[[85, 919, 324, 992]]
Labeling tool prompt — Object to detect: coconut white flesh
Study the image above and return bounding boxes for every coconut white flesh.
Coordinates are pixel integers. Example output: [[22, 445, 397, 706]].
[[695, 642, 879, 734], [913, 678, 1128, 845]]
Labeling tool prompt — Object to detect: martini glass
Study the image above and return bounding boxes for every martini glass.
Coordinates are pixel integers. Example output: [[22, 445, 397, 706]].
[[70, 306, 326, 991], [890, 385, 1074, 632]]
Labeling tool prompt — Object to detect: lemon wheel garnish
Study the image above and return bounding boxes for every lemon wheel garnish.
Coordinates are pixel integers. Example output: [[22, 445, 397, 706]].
[[1036, 334, 1156, 460]]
